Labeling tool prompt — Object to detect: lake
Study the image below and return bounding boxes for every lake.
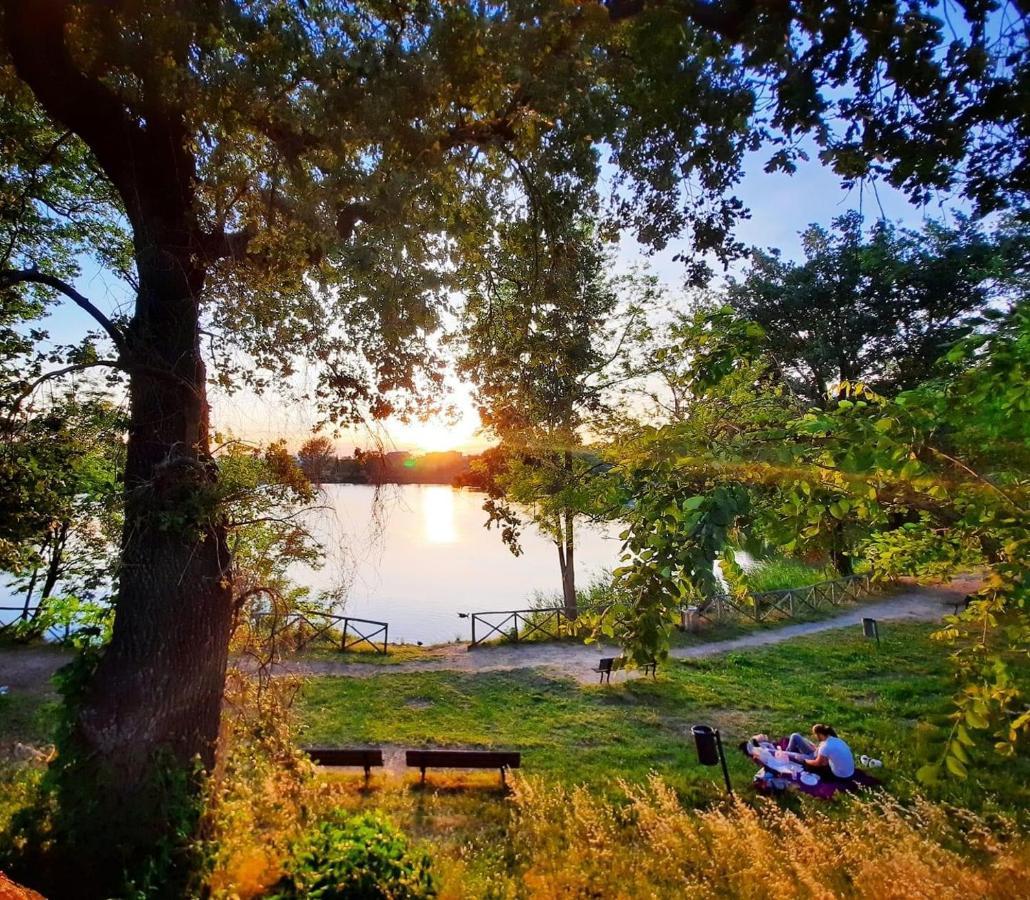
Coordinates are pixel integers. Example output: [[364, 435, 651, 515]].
[[297, 484, 623, 644]]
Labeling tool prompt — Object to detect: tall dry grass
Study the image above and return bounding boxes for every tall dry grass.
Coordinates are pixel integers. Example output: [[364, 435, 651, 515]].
[[197, 674, 1027, 899], [509, 775, 1029, 899]]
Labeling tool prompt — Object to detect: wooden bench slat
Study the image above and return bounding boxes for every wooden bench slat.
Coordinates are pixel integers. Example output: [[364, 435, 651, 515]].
[[405, 749, 520, 769], [304, 747, 384, 767]]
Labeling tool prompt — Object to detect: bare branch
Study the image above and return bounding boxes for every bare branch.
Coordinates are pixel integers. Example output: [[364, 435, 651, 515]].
[[7, 360, 124, 416], [1, 268, 127, 352]]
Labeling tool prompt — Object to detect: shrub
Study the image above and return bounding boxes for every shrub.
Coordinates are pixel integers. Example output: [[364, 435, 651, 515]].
[[745, 556, 838, 593], [201, 671, 319, 898], [268, 812, 435, 900]]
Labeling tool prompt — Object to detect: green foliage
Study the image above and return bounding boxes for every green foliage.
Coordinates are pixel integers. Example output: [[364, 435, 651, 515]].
[[6, 595, 113, 648], [726, 213, 1021, 404], [744, 557, 839, 594], [616, 293, 1028, 772], [611, 476, 750, 667], [269, 812, 435, 900], [0, 392, 124, 634]]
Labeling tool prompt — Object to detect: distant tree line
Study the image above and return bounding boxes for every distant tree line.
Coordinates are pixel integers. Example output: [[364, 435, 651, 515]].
[[296, 436, 472, 486]]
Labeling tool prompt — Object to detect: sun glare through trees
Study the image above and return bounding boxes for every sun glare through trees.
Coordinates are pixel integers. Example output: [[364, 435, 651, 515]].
[[0, 2, 1027, 898]]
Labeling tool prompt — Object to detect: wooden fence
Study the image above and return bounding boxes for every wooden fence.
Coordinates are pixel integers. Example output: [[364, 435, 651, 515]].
[[695, 574, 874, 624], [253, 609, 389, 655], [465, 575, 876, 648], [465, 607, 573, 648]]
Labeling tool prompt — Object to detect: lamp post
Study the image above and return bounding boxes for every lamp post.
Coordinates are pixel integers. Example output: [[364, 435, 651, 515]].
[[691, 724, 733, 797]]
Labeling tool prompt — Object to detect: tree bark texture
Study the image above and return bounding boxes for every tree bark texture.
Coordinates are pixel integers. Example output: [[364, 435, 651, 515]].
[[557, 507, 578, 620], [2, 3, 234, 893]]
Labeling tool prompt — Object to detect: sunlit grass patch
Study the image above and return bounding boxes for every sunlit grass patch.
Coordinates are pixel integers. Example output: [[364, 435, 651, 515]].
[[744, 555, 839, 592], [294, 641, 438, 665], [298, 622, 1030, 818]]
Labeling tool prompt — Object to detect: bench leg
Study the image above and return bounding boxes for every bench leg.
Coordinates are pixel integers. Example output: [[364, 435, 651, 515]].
[[500, 766, 506, 787], [364, 765, 371, 788], [420, 766, 426, 786]]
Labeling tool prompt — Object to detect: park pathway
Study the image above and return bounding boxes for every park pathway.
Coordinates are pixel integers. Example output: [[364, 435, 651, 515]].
[[273, 577, 977, 684], [0, 578, 977, 693]]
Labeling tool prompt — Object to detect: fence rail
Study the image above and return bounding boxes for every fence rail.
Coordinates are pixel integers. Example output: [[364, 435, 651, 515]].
[[465, 607, 573, 648], [691, 574, 874, 625], [253, 609, 389, 655], [465, 576, 876, 648], [0, 605, 72, 642]]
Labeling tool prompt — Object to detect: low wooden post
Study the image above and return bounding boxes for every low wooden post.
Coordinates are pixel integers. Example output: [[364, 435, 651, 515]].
[[341, 618, 348, 651]]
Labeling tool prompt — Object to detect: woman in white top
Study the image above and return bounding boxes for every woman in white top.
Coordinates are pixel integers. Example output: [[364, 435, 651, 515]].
[[786, 723, 856, 780]]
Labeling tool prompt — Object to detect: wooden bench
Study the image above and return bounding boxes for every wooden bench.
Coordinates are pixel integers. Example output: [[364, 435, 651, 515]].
[[304, 747, 384, 784], [405, 749, 521, 786], [593, 657, 657, 683], [594, 656, 616, 683]]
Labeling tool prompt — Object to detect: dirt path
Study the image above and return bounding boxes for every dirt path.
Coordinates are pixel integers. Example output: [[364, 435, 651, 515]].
[[0, 645, 72, 696], [0, 579, 976, 693], [273, 578, 977, 684]]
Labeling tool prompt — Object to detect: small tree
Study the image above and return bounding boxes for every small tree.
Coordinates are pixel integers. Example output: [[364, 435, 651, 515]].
[[459, 197, 651, 617], [0, 390, 124, 631], [726, 213, 1020, 405], [296, 436, 336, 485]]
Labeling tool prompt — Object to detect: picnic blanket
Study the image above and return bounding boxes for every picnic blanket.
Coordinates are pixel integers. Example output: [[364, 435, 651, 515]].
[[741, 737, 881, 800]]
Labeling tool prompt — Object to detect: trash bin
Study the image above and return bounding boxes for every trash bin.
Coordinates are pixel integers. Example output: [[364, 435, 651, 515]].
[[691, 724, 720, 766]]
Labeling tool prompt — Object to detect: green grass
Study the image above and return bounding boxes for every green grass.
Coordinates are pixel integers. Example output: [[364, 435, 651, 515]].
[[295, 642, 438, 665], [744, 556, 839, 593], [298, 622, 1029, 819], [0, 691, 59, 746]]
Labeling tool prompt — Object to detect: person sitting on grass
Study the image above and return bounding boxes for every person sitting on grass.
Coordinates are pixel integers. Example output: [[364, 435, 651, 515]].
[[786, 723, 855, 781]]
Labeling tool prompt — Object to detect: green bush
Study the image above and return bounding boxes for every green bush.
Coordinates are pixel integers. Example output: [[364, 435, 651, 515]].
[[268, 812, 435, 899], [745, 556, 838, 593]]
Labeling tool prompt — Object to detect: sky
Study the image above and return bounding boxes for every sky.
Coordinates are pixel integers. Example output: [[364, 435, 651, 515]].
[[40, 141, 951, 455]]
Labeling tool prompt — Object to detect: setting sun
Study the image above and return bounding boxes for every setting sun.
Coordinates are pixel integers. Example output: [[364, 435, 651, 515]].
[[388, 388, 486, 452]]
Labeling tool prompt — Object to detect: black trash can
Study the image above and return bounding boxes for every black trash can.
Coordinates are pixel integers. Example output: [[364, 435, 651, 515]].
[[691, 724, 720, 766]]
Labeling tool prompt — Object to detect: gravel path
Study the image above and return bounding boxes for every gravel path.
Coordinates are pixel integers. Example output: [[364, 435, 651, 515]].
[[0, 579, 977, 692], [272, 578, 978, 684]]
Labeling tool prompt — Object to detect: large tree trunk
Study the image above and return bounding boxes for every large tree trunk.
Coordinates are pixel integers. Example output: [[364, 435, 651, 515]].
[[2, 6, 234, 895], [48, 246, 234, 898]]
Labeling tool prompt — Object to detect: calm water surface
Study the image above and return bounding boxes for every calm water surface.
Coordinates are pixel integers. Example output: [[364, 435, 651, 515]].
[[299, 484, 622, 644]]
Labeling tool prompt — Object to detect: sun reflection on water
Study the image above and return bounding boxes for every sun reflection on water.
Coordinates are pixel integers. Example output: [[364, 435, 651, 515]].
[[421, 485, 458, 544]]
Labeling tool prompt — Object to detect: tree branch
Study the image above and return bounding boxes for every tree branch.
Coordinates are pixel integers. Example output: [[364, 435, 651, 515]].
[[1, 0, 195, 233], [198, 226, 257, 263], [6, 356, 203, 419], [0, 268, 127, 353], [7, 360, 125, 415], [605, 0, 785, 41], [1, 1, 146, 221], [335, 202, 376, 242]]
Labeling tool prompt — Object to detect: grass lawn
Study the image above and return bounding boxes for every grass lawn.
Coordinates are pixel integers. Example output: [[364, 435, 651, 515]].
[[299, 621, 1029, 820]]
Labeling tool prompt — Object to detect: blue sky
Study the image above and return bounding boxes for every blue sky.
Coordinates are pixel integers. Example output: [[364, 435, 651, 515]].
[[38, 140, 953, 451]]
